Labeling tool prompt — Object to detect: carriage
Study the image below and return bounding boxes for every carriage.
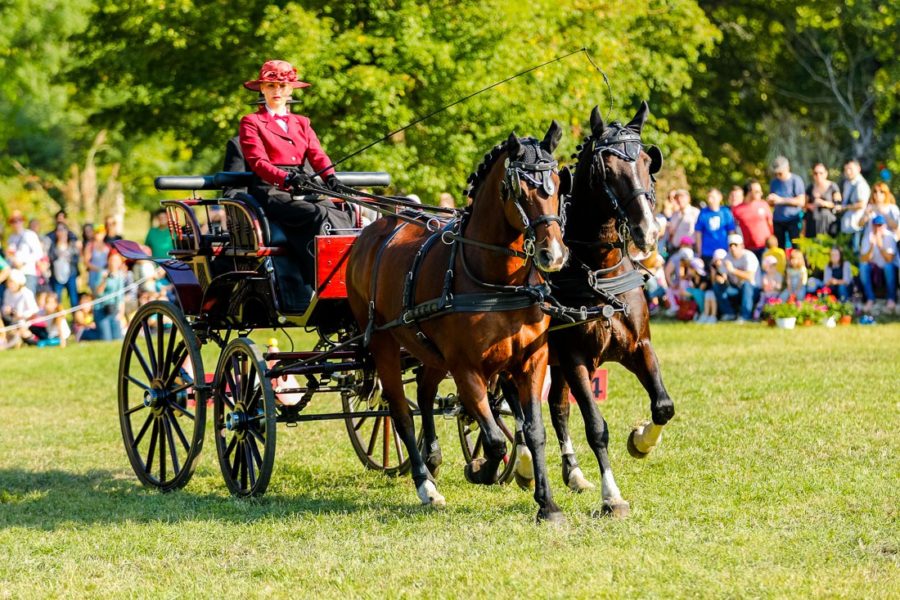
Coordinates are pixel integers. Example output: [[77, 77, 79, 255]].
[[115, 171, 521, 497]]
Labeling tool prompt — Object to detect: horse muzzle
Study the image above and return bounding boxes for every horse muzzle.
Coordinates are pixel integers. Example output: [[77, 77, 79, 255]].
[[534, 236, 569, 272]]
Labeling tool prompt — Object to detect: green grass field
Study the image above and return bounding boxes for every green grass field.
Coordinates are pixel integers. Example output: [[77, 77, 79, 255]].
[[1, 322, 898, 598]]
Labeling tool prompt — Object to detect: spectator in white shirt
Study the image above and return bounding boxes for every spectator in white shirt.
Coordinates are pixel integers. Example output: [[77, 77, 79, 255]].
[[5, 210, 44, 293]]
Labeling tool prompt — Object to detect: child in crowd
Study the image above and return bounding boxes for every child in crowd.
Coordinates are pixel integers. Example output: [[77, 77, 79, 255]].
[[685, 257, 717, 323], [73, 292, 100, 341], [754, 255, 784, 319], [31, 292, 71, 347], [822, 247, 853, 302], [782, 249, 808, 300], [643, 253, 668, 314], [93, 252, 127, 341], [761, 235, 786, 276], [1, 269, 39, 348]]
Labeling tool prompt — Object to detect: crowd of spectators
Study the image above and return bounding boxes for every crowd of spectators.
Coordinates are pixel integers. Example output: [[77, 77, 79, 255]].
[[1, 208, 173, 349], [646, 157, 899, 323]]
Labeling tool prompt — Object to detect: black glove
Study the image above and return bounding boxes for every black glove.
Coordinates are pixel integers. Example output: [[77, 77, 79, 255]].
[[284, 171, 310, 194], [324, 174, 341, 192]]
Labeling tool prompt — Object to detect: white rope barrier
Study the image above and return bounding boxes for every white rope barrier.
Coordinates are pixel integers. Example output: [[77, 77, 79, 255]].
[[0, 276, 152, 335]]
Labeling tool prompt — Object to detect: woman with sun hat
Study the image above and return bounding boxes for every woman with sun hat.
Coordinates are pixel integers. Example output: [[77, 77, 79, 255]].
[[239, 59, 345, 283]]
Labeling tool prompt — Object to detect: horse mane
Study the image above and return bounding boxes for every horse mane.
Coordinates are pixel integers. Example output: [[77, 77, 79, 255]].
[[462, 139, 511, 201]]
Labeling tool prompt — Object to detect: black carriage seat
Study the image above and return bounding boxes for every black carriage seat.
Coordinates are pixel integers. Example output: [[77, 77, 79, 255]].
[[227, 191, 290, 248]]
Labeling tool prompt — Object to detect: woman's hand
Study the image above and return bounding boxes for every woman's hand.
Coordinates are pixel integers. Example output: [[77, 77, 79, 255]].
[[284, 171, 310, 194]]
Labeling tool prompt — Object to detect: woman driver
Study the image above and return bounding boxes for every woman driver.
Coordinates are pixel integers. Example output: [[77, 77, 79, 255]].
[[239, 59, 343, 283]]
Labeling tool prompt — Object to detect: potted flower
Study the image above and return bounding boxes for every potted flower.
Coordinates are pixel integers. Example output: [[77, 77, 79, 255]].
[[819, 291, 854, 325], [798, 299, 828, 326], [762, 299, 800, 329]]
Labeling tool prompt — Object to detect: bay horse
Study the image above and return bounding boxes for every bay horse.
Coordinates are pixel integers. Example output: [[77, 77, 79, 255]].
[[507, 102, 674, 517], [346, 122, 570, 520]]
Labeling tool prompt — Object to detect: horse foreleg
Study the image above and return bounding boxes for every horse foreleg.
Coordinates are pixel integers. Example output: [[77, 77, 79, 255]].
[[370, 337, 444, 507], [512, 358, 564, 524], [498, 374, 534, 491], [416, 366, 445, 478], [621, 340, 674, 459], [547, 365, 595, 493], [457, 372, 506, 486], [561, 361, 629, 518]]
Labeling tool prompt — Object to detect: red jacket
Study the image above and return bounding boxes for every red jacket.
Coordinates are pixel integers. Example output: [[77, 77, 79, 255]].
[[239, 108, 335, 190]]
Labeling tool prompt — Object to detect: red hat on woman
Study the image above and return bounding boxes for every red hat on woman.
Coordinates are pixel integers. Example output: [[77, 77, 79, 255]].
[[243, 60, 310, 91]]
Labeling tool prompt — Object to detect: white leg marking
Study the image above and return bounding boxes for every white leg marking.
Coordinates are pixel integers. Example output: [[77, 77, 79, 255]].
[[515, 445, 534, 479], [601, 470, 623, 501], [559, 438, 575, 457], [416, 480, 445, 507]]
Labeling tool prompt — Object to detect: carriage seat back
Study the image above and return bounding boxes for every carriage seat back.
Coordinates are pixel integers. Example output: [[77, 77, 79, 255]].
[[227, 192, 289, 247]]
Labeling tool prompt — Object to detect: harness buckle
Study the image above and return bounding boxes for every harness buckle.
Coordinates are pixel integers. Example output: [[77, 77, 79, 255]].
[[441, 230, 455, 245], [522, 238, 536, 258]]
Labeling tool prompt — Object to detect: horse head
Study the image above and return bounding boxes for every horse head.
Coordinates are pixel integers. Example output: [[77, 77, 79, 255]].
[[498, 121, 569, 272], [574, 101, 662, 256]]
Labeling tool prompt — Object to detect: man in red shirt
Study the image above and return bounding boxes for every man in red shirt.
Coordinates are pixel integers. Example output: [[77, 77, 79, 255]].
[[239, 59, 346, 283], [731, 179, 773, 258]]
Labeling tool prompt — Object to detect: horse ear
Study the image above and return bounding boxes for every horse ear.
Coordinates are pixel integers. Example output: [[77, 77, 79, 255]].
[[646, 144, 663, 174], [507, 132, 522, 158], [558, 166, 573, 196], [541, 120, 563, 153], [627, 100, 650, 132], [590, 106, 604, 136]]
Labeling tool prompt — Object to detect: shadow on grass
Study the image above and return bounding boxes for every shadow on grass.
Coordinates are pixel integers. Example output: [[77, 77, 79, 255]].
[[0, 467, 494, 530]]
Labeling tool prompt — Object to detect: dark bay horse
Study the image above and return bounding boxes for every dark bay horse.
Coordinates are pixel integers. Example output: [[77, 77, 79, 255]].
[[505, 102, 674, 517], [346, 123, 569, 519]]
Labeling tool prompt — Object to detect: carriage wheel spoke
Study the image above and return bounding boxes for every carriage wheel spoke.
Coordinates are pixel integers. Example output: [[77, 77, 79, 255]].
[[229, 356, 243, 403], [124, 374, 152, 392], [353, 415, 369, 431], [141, 320, 158, 376], [392, 425, 405, 465], [229, 441, 241, 481], [472, 433, 483, 458], [157, 315, 165, 380], [170, 381, 193, 396], [168, 409, 191, 453], [497, 418, 515, 444], [164, 344, 188, 387], [159, 417, 167, 482], [366, 416, 382, 457], [168, 402, 195, 421], [383, 417, 391, 468], [247, 435, 263, 468], [130, 341, 154, 381], [248, 428, 265, 445], [145, 419, 159, 474], [224, 435, 238, 460], [163, 320, 178, 379], [239, 443, 248, 489], [124, 402, 147, 416], [163, 413, 181, 474], [132, 412, 154, 448], [244, 366, 258, 406], [224, 369, 239, 408], [244, 442, 256, 487]]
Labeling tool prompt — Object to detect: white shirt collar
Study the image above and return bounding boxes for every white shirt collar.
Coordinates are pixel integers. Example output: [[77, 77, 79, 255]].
[[265, 105, 288, 118]]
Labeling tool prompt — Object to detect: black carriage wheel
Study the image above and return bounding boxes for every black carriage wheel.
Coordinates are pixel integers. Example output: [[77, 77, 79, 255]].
[[118, 300, 207, 491], [457, 384, 519, 485], [213, 338, 276, 497], [341, 370, 421, 477]]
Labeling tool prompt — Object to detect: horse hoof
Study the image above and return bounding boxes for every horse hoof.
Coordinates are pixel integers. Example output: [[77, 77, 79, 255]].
[[514, 471, 535, 492], [594, 499, 630, 518], [565, 467, 595, 493], [464, 458, 495, 485], [536, 509, 566, 525], [626, 429, 650, 459], [416, 480, 446, 507]]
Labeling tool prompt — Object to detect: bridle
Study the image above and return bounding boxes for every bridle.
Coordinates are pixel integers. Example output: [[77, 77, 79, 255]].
[[501, 140, 566, 249], [588, 124, 657, 227]]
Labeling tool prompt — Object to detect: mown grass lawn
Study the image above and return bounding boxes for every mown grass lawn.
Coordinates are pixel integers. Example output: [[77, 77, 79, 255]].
[[1, 322, 898, 598]]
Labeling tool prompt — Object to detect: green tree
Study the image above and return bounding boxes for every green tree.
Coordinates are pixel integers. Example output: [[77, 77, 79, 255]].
[[74, 0, 718, 202]]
